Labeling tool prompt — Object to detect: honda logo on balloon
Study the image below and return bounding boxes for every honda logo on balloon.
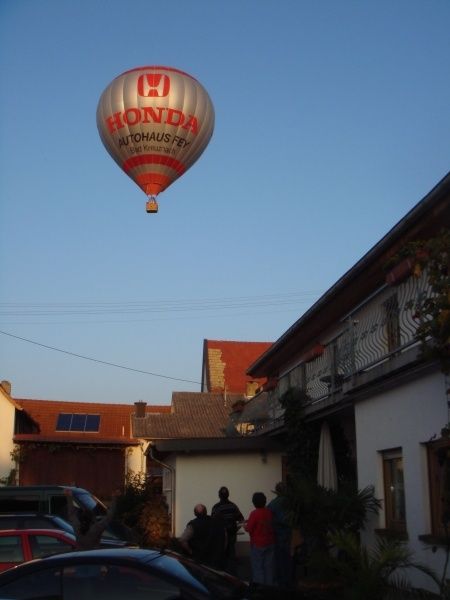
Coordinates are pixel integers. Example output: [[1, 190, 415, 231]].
[[137, 73, 170, 97], [97, 66, 214, 214]]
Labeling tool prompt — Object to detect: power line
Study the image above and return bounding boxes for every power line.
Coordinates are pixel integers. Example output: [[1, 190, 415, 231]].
[[0, 330, 201, 385], [0, 291, 321, 318], [0, 307, 304, 327]]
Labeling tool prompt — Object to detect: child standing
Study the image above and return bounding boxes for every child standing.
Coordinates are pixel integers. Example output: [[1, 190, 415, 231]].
[[244, 492, 275, 585]]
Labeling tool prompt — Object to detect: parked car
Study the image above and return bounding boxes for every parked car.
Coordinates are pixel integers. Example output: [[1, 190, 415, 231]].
[[0, 514, 134, 549], [0, 548, 300, 599], [0, 528, 76, 572], [0, 513, 74, 535], [0, 486, 134, 544]]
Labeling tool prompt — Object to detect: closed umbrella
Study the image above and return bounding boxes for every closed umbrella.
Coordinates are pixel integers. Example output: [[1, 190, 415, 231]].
[[317, 421, 338, 490]]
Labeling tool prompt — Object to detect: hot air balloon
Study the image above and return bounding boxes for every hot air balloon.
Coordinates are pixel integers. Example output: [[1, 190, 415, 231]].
[[96, 66, 215, 213]]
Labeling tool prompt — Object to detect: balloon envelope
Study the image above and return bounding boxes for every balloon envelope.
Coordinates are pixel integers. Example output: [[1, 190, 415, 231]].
[[97, 66, 215, 204]]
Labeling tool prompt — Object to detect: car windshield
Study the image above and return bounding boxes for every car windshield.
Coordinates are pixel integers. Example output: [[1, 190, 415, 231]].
[[180, 560, 248, 599], [147, 553, 249, 600], [71, 491, 106, 516], [49, 516, 74, 535], [69, 493, 131, 542]]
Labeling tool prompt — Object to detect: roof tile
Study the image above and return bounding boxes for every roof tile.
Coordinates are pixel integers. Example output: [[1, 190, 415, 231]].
[[132, 392, 246, 439]]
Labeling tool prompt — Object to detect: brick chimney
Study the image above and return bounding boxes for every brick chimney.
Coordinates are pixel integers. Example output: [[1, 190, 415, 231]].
[[0, 381, 11, 395], [134, 400, 147, 418]]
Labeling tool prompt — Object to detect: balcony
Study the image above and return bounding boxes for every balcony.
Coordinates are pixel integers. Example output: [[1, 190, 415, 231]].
[[237, 270, 432, 434]]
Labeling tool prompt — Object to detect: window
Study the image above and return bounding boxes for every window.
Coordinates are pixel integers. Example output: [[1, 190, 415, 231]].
[[50, 494, 68, 518], [0, 567, 61, 599], [0, 535, 24, 563], [0, 494, 40, 512], [382, 449, 406, 533], [56, 413, 100, 432], [62, 563, 180, 600], [29, 534, 74, 559], [383, 294, 400, 352], [427, 439, 450, 538]]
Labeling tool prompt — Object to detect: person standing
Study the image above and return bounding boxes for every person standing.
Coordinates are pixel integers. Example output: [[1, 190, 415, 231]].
[[268, 482, 292, 587], [64, 488, 120, 551], [211, 486, 244, 573], [244, 492, 275, 585], [179, 503, 226, 569]]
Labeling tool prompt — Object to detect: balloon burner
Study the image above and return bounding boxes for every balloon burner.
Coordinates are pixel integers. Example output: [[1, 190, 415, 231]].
[[146, 197, 159, 214]]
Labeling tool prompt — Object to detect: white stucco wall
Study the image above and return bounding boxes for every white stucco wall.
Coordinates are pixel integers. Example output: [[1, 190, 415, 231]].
[[172, 451, 283, 542], [355, 369, 448, 591], [0, 387, 17, 482]]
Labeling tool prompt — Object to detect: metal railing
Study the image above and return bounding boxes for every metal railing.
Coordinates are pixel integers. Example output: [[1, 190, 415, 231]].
[[239, 270, 431, 434]]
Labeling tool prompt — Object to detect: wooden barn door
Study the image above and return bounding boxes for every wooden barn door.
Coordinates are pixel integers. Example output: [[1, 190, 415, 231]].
[[19, 445, 125, 500]]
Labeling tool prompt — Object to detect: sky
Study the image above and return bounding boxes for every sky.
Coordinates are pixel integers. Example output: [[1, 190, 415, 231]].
[[1, 0, 449, 406]]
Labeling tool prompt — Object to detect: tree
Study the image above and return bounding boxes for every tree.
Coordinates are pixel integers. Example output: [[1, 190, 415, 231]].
[[400, 228, 450, 374], [115, 471, 170, 548]]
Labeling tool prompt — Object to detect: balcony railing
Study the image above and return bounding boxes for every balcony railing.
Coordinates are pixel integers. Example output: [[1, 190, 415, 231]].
[[237, 270, 431, 434]]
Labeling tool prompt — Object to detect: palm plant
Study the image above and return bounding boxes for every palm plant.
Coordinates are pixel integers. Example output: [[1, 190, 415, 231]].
[[283, 476, 382, 585], [326, 531, 441, 600], [284, 476, 381, 545]]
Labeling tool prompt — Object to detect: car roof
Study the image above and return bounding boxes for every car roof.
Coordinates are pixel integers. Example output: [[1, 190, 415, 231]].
[[0, 528, 75, 538], [0, 549, 176, 581], [0, 548, 249, 598], [0, 485, 87, 492], [0, 513, 61, 518]]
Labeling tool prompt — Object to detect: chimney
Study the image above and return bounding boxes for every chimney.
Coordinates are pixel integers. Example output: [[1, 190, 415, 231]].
[[0, 381, 12, 395], [134, 400, 147, 418]]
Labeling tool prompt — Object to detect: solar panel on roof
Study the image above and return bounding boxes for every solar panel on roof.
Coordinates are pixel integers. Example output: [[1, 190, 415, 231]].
[[55, 413, 72, 431], [71, 414, 86, 431], [55, 413, 101, 432], [85, 414, 100, 432]]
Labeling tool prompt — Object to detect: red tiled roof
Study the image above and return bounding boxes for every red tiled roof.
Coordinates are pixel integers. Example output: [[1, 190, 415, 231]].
[[15, 399, 170, 444], [202, 340, 272, 394], [132, 392, 246, 439]]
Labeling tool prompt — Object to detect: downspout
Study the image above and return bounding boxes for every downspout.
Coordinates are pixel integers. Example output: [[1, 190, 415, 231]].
[[148, 443, 176, 537]]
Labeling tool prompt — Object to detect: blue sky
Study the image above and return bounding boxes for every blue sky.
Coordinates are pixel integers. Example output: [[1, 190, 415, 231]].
[[1, 0, 449, 405]]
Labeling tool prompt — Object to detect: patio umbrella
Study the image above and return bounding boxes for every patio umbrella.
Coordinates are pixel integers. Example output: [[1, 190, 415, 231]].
[[317, 421, 338, 490]]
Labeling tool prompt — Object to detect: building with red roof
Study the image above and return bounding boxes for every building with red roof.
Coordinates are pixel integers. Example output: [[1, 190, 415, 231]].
[[0, 382, 170, 500], [201, 339, 272, 396]]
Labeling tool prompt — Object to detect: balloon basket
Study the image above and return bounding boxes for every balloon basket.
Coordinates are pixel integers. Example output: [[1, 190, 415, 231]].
[[146, 199, 159, 214]]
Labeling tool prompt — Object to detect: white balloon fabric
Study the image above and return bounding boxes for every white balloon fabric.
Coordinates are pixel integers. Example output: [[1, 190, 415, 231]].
[[97, 66, 215, 207]]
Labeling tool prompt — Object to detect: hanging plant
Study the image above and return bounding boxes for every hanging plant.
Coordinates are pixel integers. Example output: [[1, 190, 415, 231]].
[[388, 228, 450, 374]]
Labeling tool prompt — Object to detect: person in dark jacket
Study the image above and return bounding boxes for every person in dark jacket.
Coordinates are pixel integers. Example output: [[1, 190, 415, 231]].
[[211, 486, 244, 573], [179, 504, 226, 569], [268, 482, 293, 587], [64, 488, 120, 551]]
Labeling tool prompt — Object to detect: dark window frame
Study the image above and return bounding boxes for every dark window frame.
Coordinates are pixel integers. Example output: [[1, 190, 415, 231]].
[[382, 448, 407, 534], [427, 438, 450, 539]]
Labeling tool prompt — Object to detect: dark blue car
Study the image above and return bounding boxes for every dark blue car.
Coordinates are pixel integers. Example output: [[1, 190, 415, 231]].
[[0, 547, 251, 599]]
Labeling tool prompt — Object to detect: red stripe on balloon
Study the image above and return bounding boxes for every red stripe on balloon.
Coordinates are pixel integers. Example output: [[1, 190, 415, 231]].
[[119, 66, 197, 81], [122, 154, 186, 176]]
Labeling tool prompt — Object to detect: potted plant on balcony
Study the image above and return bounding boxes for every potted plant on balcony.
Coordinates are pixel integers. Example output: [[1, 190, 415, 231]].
[[400, 228, 450, 374]]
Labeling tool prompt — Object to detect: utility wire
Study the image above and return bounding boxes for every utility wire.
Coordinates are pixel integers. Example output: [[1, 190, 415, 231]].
[[0, 330, 201, 385], [0, 291, 321, 317]]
